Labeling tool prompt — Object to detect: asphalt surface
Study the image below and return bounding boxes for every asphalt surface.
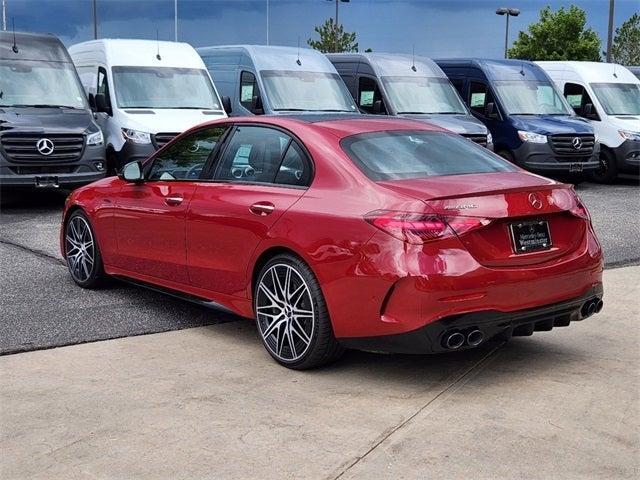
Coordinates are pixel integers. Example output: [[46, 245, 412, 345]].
[[1, 177, 638, 355]]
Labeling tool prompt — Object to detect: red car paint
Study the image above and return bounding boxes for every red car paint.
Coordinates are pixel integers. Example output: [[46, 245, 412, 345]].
[[61, 116, 603, 343]]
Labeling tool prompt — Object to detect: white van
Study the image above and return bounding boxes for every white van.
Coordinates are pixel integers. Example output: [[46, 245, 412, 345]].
[[69, 39, 227, 173], [537, 61, 640, 183]]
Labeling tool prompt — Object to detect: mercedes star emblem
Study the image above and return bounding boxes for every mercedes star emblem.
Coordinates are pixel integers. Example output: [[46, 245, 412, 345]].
[[572, 137, 583, 150], [36, 138, 55, 156], [528, 192, 543, 210]]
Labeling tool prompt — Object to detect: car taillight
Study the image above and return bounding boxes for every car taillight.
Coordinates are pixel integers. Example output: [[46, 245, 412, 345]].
[[365, 210, 488, 244], [569, 197, 590, 220]]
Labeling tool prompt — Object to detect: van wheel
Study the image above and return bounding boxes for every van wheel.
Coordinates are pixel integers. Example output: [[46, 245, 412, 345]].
[[106, 149, 118, 176], [254, 254, 344, 370], [589, 150, 618, 184]]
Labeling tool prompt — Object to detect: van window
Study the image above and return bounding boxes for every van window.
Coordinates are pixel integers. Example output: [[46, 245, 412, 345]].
[[240, 71, 259, 110], [563, 83, 594, 117], [590, 82, 640, 116], [381, 76, 468, 115], [0, 60, 87, 109], [358, 77, 384, 113], [97, 67, 112, 109], [493, 81, 571, 115], [341, 131, 517, 181], [469, 82, 494, 116]]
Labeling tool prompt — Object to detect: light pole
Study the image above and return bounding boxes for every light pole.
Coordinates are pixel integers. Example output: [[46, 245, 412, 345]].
[[606, 0, 614, 62], [496, 7, 520, 59], [327, 0, 350, 53], [174, 0, 178, 41], [266, 0, 269, 45], [92, 0, 98, 39], [2, 0, 7, 31]]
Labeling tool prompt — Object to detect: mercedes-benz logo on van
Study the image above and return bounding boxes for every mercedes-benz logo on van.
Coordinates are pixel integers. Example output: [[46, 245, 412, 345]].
[[572, 137, 583, 150], [36, 138, 55, 156], [528, 192, 543, 210]]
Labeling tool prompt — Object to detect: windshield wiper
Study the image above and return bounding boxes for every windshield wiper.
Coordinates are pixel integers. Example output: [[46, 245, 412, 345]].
[[273, 108, 308, 111], [9, 104, 81, 109], [308, 109, 353, 112]]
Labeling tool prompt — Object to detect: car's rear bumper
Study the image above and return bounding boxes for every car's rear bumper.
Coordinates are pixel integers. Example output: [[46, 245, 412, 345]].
[[339, 284, 603, 354]]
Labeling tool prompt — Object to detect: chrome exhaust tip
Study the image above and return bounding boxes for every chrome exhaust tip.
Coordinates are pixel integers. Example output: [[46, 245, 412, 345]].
[[444, 331, 465, 350], [467, 329, 484, 347], [581, 300, 598, 318], [595, 299, 604, 313]]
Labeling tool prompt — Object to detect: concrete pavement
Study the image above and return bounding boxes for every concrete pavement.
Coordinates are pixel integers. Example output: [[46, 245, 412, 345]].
[[1, 266, 638, 479]]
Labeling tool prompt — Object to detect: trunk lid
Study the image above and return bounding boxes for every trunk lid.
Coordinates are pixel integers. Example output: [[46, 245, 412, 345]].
[[378, 172, 586, 267]]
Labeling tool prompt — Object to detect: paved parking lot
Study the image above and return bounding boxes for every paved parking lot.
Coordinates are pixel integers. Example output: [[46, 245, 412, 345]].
[[0, 178, 639, 354]]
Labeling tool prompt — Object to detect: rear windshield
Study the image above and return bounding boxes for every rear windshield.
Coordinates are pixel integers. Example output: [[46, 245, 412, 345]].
[[341, 131, 517, 181]]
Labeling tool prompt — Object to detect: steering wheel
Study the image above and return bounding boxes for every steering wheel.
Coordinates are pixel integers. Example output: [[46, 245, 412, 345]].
[[185, 162, 205, 179]]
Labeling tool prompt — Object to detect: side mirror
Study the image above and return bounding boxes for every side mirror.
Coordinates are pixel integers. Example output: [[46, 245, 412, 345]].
[[485, 102, 498, 119], [88, 93, 97, 111], [120, 161, 143, 183], [95, 93, 112, 116], [251, 95, 264, 115], [583, 103, 598, 120], [373, 100, 385, 114], [221, 96, 232, 115]]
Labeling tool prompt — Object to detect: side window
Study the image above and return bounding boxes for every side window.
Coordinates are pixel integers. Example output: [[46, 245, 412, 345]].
[[358, 76, 384, 114], [469, 82, 495, 116], [274, 141, 311, 186], [215, 126, 310, 186], [240, 71, 260, 111], [97, 67, 111, 108], [450, 79, 465, 97], [564, 82, 592, 117], [148, 127, 227, 181]]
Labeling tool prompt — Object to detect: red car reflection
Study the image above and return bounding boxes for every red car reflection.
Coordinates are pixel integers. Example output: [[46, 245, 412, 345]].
[[61, 116, 604, 369]]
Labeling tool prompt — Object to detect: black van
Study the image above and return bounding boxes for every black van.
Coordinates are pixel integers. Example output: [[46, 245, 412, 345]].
[[0, 32, 106, 189]]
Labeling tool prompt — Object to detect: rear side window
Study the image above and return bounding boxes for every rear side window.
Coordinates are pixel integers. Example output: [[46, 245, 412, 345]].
[[341, 131, 517, 181]]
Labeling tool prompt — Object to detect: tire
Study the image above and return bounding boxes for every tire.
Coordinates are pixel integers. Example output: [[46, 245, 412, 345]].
[[64, 210, 107, 289], [588, 149, 618, 184], [254, 254, 344, 370], [106, 149, 119, 176]]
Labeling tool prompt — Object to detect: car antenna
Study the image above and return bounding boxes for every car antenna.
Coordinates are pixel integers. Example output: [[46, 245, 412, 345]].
[[411, 44, 416, 72], [12, 18, 18, 53], [156, 29, 162, 61], [613, 63, 618, 78], [296, 36, 302, 66], [519, 59, 525, 76]]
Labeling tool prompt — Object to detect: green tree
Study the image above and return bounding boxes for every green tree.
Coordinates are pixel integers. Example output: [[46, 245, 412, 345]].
[[508, 6, 601, 61], [611, 13, 640, 65], [307, 18, 358, 53]]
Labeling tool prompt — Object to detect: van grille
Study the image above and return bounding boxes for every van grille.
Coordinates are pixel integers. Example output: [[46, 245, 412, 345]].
[[462, 134, 488, 147], [0, 133, 85, 163], [549, 134, 595, 156], [152, 132, 179, 150]]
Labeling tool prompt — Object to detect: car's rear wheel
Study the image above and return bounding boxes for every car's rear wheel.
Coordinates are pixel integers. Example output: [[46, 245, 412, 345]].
[[589, 149, 618, 184], [65, 210, 106, 288], [254, 254, 343, 369]]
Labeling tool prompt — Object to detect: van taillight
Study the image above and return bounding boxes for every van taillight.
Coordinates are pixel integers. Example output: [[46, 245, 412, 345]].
[[365, 210, 489, 244]]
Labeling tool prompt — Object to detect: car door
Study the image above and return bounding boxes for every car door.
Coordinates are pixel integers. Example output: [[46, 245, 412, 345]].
[[112, 126, 228, 284], [186, 124, 312, 295]]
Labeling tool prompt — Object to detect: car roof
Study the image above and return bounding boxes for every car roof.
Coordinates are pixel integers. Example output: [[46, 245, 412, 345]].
[[193, 114, 447, 139], [436, 58, 549, 82], [327, 52, 447, 78], [536, 61, 639, 84]]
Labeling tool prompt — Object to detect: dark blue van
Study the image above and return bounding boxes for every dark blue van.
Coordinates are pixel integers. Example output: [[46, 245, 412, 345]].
[[436, 59, 599, 174]]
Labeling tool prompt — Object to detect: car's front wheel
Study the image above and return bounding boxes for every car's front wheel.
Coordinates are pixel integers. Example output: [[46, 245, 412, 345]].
[[64, 210, 107, 288], [589, 149, 618, 184], [254, 254, 343, 369]]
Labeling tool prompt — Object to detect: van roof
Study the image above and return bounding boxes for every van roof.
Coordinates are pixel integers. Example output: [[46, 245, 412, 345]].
[[68, 39, 206, 68], [0, 31, 71, 62], [536, 61, 639, 84], [197, 44, 339, 73], [436, 58, 550, 82], [327, 52, 447, 78]]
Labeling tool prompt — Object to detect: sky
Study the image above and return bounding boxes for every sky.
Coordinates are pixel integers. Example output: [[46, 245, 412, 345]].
[[4, 0, 639, 58]]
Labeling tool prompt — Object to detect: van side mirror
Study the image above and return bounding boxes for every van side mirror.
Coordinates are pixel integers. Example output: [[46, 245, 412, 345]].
[[373, 100, 385, 115], [251, 95, 264, 115], [583, 103, 599, 120], [485, 102, 498, 119], [88, 93, 97, 111], [119, 161, 143, 183], [95, 93, 112, 116], [221, 96, 232, 115]]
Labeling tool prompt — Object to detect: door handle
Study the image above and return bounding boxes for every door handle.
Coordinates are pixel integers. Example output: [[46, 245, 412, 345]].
[[250, 202, 275, 216], [164, 195, 184, 206]]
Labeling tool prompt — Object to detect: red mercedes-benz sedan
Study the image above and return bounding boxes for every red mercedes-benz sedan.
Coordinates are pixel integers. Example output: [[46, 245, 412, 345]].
[[61, 115, 604, 369]]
